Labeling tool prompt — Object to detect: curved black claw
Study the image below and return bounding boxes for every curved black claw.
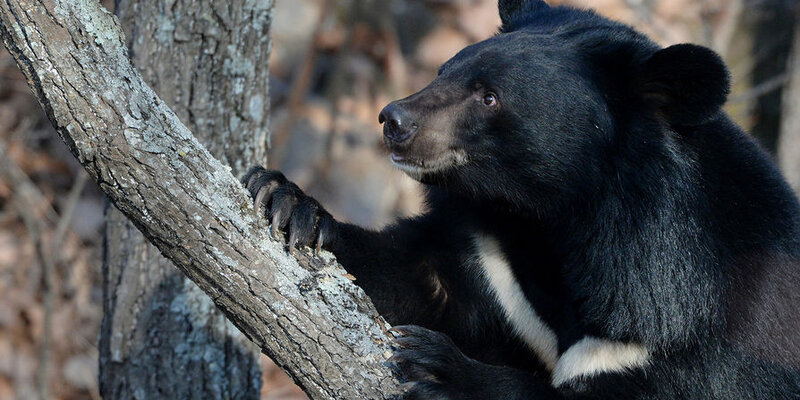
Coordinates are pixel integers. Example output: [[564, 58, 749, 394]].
[[243, 166, 336, 251], [389, 325, 480, 400]]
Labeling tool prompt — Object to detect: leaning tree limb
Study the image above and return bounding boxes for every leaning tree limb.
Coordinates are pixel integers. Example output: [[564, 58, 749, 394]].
[[0, 1, 400, 399]]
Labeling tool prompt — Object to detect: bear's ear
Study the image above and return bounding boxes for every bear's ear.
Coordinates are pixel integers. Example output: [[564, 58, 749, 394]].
[[639, 44, 731, 125], [499, 0, 550, 31]]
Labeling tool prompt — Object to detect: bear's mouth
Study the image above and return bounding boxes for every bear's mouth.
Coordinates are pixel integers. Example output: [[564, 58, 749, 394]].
[[389, 150, 468, 180], [389, 153, 425, 175]]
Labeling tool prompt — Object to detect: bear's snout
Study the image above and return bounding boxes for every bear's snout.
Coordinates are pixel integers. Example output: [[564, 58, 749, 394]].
[[379, 102, 419, 146]]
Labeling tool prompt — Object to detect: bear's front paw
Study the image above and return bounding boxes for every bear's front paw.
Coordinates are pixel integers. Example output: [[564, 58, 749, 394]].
[[243, 166, 336, 250], [390, 325, 483, 400]]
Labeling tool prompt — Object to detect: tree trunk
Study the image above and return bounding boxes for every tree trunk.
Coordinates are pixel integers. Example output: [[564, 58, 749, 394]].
[[0, 0, 401, 399], [778, 11, 800, 190], [747, 0, 797, 153], [98, 1, 271, 398]]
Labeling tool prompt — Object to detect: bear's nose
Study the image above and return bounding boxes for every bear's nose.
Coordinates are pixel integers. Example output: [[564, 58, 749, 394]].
[[379, 103, 418, 144]]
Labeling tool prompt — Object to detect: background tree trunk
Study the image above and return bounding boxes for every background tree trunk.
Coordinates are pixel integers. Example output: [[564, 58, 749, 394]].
[[778, 10, 800, 190], [745, 0, 798, 153], [0, 0, 400, 398], [98, 1, 273, 398]]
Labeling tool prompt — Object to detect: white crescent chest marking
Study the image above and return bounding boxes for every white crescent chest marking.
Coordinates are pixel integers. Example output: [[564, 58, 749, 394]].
[[472, 234, 650, 382], [472, 234, 560, 370], [552, 337, 650, 387]]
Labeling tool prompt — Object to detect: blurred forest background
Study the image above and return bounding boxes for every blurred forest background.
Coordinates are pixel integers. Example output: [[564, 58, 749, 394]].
[[0, 0, 799, 399]]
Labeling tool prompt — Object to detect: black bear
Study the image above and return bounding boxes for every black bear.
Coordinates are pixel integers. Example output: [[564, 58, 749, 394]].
[[244, 0, 800, 398]]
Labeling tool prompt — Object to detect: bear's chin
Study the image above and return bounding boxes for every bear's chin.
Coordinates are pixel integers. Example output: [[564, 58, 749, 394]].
[[388, 150, 468, 182]]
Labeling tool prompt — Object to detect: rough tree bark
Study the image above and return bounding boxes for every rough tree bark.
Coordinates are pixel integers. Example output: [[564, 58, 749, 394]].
[[0, 0, 400, 399], [98, 1, 272, 398]]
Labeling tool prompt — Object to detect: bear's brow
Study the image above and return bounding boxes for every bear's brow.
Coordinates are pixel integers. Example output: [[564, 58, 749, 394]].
[[438, 40, 493, 76]]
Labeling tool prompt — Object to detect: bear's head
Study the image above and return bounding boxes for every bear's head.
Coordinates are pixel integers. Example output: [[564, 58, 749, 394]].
[[380, 0, 730, 211]]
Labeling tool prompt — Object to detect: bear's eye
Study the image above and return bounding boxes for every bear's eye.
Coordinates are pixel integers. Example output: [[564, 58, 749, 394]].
[[483, 93, 498, 107]]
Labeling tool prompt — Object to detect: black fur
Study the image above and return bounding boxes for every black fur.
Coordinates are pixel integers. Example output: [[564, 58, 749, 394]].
[[244, 1, 800, 398], [499, 0, 550, 31]]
